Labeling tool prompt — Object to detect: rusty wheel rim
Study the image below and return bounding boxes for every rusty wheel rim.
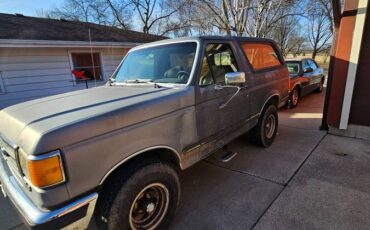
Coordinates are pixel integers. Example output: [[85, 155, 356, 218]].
[[265, 114, 276, 139], [292, 89, 299, 106], [129, 183, 169, 230]]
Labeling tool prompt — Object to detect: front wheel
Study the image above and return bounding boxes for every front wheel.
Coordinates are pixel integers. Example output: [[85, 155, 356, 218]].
[[250, 104, 278, 147], [96, 162, 180, 230]]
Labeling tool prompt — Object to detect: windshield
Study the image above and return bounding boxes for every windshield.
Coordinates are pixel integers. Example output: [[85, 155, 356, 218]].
[[286, 62, 300, 74], [113, 42, 197, 84]]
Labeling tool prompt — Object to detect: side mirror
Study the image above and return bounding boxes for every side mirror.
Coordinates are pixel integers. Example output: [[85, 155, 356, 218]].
[[225, 72, 246, 85], [303, 67, 313, 73]]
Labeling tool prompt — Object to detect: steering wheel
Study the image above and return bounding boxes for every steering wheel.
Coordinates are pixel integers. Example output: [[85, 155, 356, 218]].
[[176, 71, 190, 81]]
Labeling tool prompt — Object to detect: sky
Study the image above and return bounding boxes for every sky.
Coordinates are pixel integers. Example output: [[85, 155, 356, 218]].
[[0, 0, 63, 16]]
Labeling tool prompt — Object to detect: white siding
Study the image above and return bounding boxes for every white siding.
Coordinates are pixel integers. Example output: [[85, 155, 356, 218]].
[[0, 47, 129, 108]]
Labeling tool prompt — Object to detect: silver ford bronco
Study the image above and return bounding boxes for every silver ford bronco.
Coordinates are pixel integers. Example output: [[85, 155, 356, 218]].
[[0, 36, 289, 229]]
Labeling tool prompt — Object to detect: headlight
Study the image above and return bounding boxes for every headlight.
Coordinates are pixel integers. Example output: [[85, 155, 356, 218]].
[[19, 150, 65, 188]]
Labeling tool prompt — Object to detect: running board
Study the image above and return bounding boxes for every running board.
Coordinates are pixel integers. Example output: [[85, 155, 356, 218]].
[[219, 151, 238, 163]]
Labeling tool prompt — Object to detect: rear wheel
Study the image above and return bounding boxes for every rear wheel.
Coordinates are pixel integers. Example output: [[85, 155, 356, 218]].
[[96, 161, 180, 230], [289, 87, 299, 108], [316, 79, 324, 93], [250, 104, 278, 147]]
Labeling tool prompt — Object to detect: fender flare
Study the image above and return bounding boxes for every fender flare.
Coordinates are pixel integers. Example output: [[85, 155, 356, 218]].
[[259, 93, 280, 115], [99, 145, 182, 185]]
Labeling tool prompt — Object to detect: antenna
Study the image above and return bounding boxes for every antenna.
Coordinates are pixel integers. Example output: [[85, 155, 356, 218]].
[[88, 29, 97, 87]]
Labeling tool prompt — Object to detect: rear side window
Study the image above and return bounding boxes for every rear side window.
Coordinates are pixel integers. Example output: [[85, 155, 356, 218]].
[[286, 62, 300, 74], [241, 43, 282, 71]]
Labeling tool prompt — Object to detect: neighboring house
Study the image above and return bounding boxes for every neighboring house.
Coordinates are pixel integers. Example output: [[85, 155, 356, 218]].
[[0, 13, 165, 108]]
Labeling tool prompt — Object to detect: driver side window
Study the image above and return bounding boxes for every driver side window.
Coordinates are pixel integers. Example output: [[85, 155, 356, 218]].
[[199, 43, 239, 86]]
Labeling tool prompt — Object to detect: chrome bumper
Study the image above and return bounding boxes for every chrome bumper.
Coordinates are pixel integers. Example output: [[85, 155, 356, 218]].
[[0, 155, 98, 229]]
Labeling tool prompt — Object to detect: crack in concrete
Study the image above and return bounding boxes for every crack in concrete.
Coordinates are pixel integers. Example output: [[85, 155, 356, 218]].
[[204, 159, 286, 186]]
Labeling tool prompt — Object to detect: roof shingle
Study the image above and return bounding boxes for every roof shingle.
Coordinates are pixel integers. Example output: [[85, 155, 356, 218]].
[[0, 13, 166, 43]]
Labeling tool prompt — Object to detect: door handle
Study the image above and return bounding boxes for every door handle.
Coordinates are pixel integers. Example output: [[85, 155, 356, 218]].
[[215, 84, 247, 90], [219, 86, 242, 109], [214, 85, 223, 91]]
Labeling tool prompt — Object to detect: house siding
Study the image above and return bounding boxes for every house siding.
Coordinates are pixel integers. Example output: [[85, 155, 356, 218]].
[[0, 47, 129, 108], [349, 4, 370, 126]]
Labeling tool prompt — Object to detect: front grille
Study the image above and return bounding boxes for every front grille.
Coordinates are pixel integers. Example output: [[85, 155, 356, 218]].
[[0, 136, 17, 159], [0, 135, 23, 183]]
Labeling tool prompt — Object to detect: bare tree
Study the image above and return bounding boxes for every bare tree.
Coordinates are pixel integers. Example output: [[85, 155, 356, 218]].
[[35, 9, 54, 18], [161, 0, 196, 36], [291, 37, 307, 57], [137, 0, 177, 33], [105, 0, 132, 29], [307, 5, 332, 59], [181, 1, 220, 35], [322, 45, 331, 63], [245, 0, 302, 38], [317, 0, 334, 33], [48, 0, 94, 22], [150, 0, 194, 36], [271, 15, 305, 57], [37, 0, 329, 40], [36, 0, 131, 28], [192, 0, 252, 36], [90, 0, 115, 25], [188, 0, 303, 37], [106, 0, 190, 34]]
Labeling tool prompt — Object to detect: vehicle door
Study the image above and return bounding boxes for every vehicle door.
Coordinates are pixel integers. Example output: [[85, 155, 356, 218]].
[[194, 41, 250, 142], [308, 59, 324, 86], [286, 61, 302, 90], [301, 59, 315, 95]]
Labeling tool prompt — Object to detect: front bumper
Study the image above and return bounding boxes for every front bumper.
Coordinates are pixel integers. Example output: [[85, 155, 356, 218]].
[[0, 155, 98, 229]]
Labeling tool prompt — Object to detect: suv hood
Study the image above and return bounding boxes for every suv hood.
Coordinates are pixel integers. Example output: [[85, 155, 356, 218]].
[[0, 85, 193, 155]]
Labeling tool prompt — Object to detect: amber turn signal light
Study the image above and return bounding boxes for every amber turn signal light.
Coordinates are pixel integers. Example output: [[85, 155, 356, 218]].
[[27, 154, 64, 188]]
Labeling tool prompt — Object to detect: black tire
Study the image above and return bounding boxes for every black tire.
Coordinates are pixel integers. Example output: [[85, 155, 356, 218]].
[[250, 104, 278, 147], [95, 161, 180, 230], [289, 87, 299, 108]]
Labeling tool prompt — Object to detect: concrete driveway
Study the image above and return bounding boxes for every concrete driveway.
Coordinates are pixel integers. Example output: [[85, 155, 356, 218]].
[[3, 90, 370, 229]]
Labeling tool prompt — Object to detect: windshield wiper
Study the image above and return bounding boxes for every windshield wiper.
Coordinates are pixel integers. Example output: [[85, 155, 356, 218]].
[[119, 79, 171, 89], [124, 79, 153, 83]]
